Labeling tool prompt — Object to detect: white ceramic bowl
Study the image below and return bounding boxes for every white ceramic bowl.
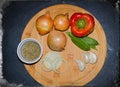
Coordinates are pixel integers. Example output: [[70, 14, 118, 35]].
[[17, 38, 43, 64]]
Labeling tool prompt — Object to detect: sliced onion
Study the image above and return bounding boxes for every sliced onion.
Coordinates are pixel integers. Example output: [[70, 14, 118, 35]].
[[40, 60, 52, 72], [43, 52, 62, 71], [40, 51, 67, 73]]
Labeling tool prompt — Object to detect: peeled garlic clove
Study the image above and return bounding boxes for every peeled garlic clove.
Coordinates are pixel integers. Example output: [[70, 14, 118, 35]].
[[82, 53, 90, 64], [74, 59, 85, 71], [89, 52, 97, 64]]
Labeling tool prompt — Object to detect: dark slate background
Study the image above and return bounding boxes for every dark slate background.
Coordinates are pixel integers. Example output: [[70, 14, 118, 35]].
[[2, 1, 119, 87]]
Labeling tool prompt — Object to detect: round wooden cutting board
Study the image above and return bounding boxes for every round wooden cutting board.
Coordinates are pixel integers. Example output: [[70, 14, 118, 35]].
[[21, 4, 107, 86]]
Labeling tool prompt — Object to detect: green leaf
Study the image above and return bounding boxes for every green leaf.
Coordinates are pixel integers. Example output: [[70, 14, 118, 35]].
[[90, 45, 97, 50], [82, 36, 99, 46], [66, 32, 99, 51], [66, 32, 90, 51]]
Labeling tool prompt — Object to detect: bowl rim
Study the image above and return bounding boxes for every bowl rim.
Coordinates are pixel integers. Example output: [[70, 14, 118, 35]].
[[17, 38, 43, 64]]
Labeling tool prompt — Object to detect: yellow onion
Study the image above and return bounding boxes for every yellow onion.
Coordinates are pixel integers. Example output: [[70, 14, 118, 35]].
[[54, 13, 69, 31], [36, 12, 53, 35], [47, 30, 67, 51]]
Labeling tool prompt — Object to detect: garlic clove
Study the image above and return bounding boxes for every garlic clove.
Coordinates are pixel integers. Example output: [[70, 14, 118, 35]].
[[89, 52, 97, 64], [74, 59, 85, 71], [82, 53, 90, 64]]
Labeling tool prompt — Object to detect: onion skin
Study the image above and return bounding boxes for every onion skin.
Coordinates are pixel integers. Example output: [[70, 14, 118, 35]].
[[54, 13, 69, 31], [36, 13, 53, 35], [47, 30, 67, 51]]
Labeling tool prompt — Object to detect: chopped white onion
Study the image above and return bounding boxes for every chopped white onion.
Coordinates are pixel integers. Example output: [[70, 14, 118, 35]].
[[43, 51, 63, 71], [40, 51, 67, 73]]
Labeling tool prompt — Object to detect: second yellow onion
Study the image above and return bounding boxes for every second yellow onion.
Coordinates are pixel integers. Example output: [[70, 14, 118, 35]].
[[54, 13, 70, 31]]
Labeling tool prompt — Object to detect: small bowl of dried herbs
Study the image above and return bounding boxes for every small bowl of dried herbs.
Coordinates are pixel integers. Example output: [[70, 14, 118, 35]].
[[17, 38, 43, 64]]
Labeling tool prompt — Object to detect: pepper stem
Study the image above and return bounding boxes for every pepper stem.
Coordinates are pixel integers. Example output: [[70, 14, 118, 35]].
[[76, 19, 86, 29]]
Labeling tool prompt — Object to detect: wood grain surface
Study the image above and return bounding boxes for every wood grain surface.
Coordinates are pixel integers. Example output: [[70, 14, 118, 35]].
[[21, 4, 107, 86]]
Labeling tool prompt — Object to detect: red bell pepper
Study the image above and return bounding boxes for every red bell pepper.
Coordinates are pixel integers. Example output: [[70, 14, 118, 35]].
[[70, 13, 95, 37]]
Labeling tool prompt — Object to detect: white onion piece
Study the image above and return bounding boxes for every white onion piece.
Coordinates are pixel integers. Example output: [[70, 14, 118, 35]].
[[43, 51, 63, 71], [82, 53, 90, 63], [40, 60, 52, 72], [74, 59, 85, 71], [40, 51, 67, 73], [89, 52, 97, 64]]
